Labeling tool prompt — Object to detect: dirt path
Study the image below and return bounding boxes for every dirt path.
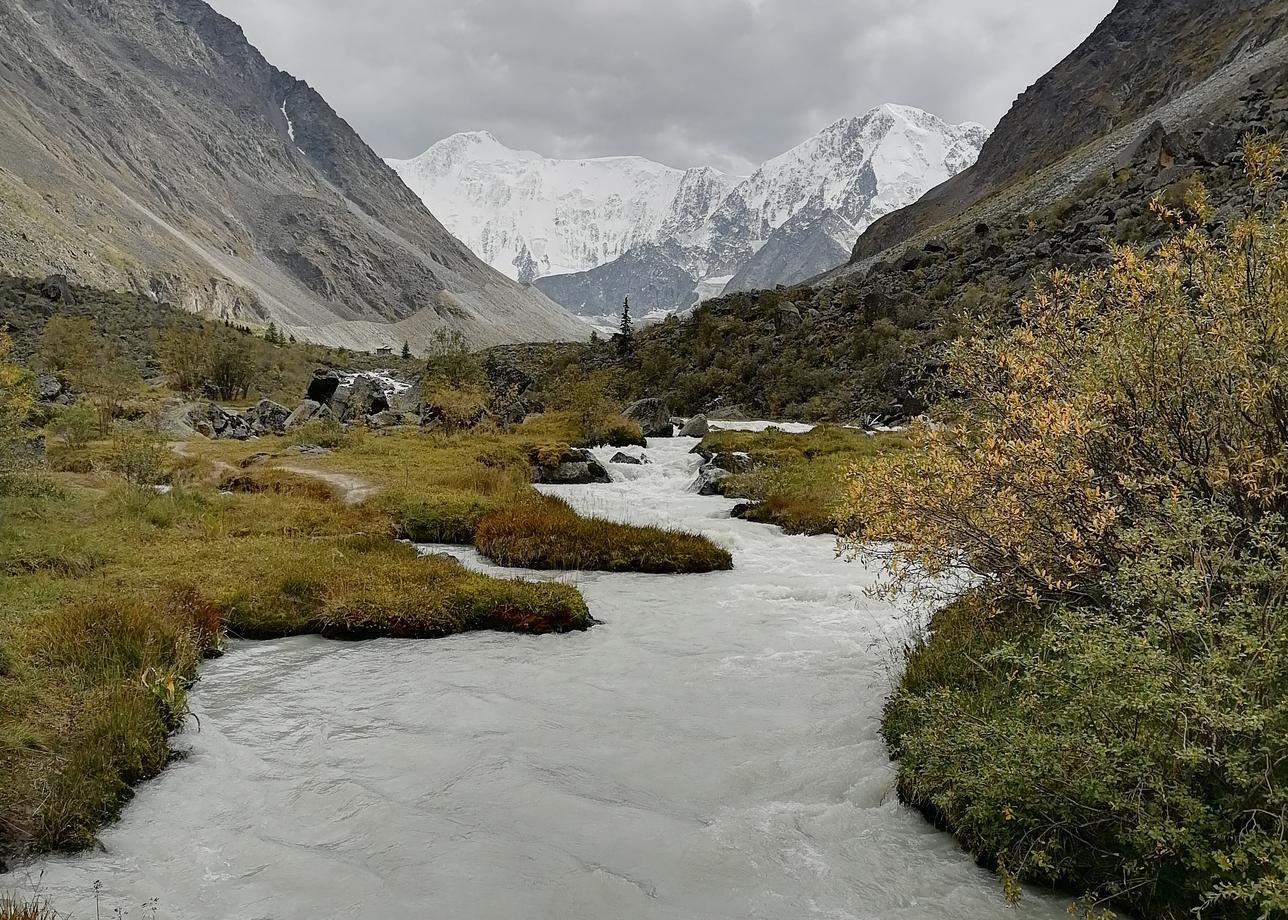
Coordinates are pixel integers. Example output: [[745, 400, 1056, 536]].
[[276, 466, 381, 505]]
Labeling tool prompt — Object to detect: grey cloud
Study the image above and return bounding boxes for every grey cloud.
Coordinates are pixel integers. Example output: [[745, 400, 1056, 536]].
[[208, 0, 1115, 174]]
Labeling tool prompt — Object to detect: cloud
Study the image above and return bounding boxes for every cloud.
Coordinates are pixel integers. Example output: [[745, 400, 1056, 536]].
[[207, 0, 1115, 174]]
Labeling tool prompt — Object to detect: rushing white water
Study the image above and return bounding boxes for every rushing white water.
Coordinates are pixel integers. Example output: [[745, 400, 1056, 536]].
[[18, 437, 1069, 919]]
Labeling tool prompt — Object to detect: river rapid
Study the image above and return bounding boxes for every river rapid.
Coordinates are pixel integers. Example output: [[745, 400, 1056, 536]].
[[22, 435, 1069, 919]]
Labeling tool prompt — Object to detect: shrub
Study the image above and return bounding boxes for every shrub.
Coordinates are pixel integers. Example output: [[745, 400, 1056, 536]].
[[841, 143, 1288, 918], [110, 423, 168, 488]]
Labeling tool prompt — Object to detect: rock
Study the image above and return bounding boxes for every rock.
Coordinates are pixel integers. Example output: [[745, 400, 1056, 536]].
[[285, 399, 330, 430], [711, 451, 755, 474], [35, 373, 65, 403], [332, 375, 390, 423], [731, 502, 757, 520], [534, 447, 612, 485], [367, 410, 417, 430], [305, 368, 342, 405], [239, 451, 275, 469], [286, 444, 330, 456], [188, 402, 251, 440], [242, 399, 291, 435], [688, 463, 730, 496], [679, 414, 709, 438], [38, 274, 75, 304], [623, 398, 674, 438], [610, 451, 643, 465], [775, 303, 803, 332], [689, 445, 716, 463]]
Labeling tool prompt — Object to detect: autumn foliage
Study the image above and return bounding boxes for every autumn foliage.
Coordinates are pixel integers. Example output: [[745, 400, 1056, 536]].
[[841, 140, 1288, 918]]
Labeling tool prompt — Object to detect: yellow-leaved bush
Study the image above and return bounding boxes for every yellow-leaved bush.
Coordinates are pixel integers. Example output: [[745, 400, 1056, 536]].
[[839, 139, 1288, 919]]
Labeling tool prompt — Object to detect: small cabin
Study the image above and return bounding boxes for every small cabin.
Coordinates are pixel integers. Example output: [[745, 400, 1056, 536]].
[[374, 345, 394, 357]]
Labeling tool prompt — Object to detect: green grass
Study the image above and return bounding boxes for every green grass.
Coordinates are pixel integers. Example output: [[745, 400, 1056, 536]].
[[475, 495, 733, 573], [700, 426, 915, 535]]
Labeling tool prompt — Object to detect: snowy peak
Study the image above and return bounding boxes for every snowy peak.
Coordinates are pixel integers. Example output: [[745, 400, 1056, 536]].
[[388, 134, 730, 282], [390, 105, 987, 313]]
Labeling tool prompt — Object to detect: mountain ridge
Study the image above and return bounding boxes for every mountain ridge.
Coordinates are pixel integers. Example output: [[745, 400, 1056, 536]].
[[0, 0, 585, 350]]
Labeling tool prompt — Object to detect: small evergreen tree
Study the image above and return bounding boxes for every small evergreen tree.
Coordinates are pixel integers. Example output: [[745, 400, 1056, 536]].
[[401, 340, 412, 359], [617, 297, 634, 357], [265, 321, 280, 345]]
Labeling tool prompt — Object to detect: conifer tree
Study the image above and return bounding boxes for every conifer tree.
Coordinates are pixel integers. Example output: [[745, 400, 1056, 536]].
[[401, 340, 411, 360], [617, 297, 634, 357]]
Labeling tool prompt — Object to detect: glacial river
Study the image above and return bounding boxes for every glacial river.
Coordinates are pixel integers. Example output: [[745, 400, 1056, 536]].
[[20, 436, 1068, 919]]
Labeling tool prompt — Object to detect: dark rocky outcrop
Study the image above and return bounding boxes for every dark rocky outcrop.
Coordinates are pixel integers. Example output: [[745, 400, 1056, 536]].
[[38, 275, 75, 305], [35, 374, 66, 404], [285, 400, 331, 430], [306, 369, 342, 405], [610, 452, 644, 465]]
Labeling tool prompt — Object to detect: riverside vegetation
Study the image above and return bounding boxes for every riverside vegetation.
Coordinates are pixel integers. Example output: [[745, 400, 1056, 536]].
[[0, 316, 730, 868], [839, 142, 1288, 919]]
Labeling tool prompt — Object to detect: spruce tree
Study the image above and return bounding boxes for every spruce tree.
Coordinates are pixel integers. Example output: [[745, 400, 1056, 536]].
[[265, 321, 280, 345], [401, 340, 411, 360], [617, 297, 634, 356]]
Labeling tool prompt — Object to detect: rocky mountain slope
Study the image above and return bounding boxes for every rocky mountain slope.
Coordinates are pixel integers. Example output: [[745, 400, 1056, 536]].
[[396, 106, 986, 322], [0, 0, 585, 350], [849, 0, 1288, 263]]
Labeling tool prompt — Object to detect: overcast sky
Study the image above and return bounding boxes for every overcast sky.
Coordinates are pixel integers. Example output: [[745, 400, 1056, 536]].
[[208, 0, 1116, 175]]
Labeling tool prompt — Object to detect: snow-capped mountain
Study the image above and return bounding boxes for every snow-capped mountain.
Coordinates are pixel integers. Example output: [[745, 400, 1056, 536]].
[[391, 105, 987, 320], [388, 132, 738, 284]]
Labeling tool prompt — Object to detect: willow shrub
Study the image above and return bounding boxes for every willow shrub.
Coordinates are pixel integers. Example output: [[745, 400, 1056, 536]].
[[840, 140, 1288, 918]]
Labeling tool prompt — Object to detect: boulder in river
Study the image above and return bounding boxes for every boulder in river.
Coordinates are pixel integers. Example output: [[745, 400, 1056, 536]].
[[679, 415, 709, 438], [533, 447, 612, 485], [688, 463, 730, 496], [623, 398, 673, 438], [610, 452, 643, 465], [333, 375, 390, 423]]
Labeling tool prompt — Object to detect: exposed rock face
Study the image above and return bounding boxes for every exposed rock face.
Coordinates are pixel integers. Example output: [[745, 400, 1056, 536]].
[[0, 0, 585, 350], [723, 210, 855, 294], [623, 399, 674, 439], [38, 275, 75, 305], [332, 376, 390, 423], [533, 243, 700, 321], [850, 0, 1288, 262]]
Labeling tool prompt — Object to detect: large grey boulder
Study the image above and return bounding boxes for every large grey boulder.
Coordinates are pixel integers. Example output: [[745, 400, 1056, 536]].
[[679, 415, 709, 438], [242, 399, 291, 436], [35, 373, 66, 403], [38, 274, 75, 304], [624, 398, 673, 438], [534, 448, 612, 485], [332, 375, 390, 423], [285, 399, 331, 430]]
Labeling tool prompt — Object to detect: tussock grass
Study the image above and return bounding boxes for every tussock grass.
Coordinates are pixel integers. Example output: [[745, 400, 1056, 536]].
[[475, 495, 732, 573], [703, 426, 914, 535], [0, 894, 56, 920]]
